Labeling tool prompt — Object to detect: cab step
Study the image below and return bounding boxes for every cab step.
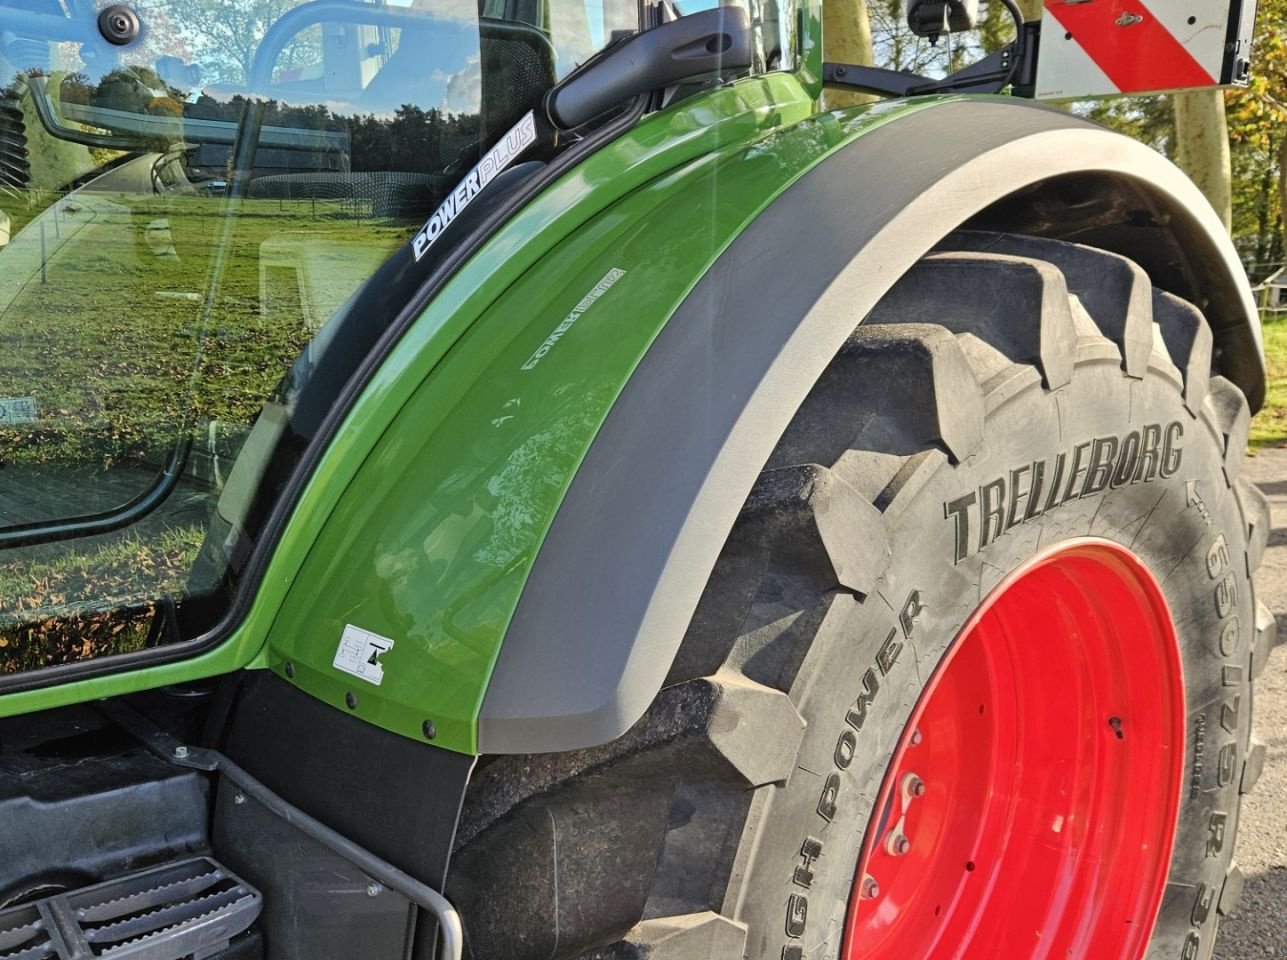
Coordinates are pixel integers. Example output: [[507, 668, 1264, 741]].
[[0, 858, 261, 960]]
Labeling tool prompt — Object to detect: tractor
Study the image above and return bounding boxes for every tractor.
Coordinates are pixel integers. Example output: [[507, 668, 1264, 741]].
[[0, 0, 1271, 957]]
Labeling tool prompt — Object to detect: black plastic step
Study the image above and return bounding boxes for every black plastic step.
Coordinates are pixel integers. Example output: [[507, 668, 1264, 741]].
[[0, 858, 261, 960]]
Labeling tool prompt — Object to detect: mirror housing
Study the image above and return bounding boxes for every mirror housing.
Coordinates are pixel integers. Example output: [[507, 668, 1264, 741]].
[[906, 0, 979, 37]]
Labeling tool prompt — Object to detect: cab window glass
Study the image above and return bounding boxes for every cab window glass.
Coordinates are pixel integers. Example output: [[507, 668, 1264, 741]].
[[0, 0, 637, 676]]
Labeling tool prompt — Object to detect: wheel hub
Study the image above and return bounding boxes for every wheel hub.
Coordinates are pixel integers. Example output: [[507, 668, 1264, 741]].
[[843, 540, 1185, 960]]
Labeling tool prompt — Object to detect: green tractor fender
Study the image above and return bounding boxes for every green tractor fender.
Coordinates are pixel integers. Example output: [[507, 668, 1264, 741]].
[[266, 92, 1263, 756], [478, 96, 1264, 753]]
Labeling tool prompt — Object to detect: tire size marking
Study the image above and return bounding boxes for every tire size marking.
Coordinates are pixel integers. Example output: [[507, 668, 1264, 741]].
[[1190, 714, 1206, 801], [1205, 528, 1241, 796], [1181, 884, 1216, 960], [1182, 519, 1244, 956], [944, 422, 1184, 563], [1186, 480, 1213, 526], [1207, 812, 1228, 858], [780, 590, 922, 958]]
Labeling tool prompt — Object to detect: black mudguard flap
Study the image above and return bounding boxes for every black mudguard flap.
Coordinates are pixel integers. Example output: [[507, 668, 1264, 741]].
[[217, 673, 474, 960]]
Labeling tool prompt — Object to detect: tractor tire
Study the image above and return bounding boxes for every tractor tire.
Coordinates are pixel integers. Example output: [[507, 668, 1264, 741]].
[[446, 232, 1269, 960]]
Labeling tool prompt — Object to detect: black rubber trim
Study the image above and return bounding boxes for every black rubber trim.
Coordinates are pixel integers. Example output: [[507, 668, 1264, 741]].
[[478, 96, 1264, 752]]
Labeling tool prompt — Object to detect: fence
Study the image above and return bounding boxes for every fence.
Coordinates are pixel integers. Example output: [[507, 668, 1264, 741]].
[[1249, 262, 1287, 314]]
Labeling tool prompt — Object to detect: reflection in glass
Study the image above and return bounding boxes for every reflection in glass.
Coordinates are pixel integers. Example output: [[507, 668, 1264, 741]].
[[0, 0, 636, 674]]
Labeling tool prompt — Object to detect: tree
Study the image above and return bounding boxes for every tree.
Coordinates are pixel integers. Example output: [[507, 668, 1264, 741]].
[[1226, 0, 1287, 266], [1174, 89, 1233, 231], [1083, 95, 1173, 156], [868, 0, 1026, 81], [1080, 0, 1285, 268], [823, 0, 876, 108], [1230, 135, 1282, 276], [975, 0, 1016, 54], [156, 0, 320, 84], [1013, 0, 1041, 21]]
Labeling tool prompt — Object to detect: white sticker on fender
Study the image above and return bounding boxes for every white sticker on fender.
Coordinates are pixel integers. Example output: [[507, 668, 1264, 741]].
[[332, 624, 396, 685], [411, 110, 539, 262]]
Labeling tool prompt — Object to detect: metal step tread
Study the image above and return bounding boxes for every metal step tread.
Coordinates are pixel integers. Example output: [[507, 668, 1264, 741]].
[[0, 857, 261, 960]]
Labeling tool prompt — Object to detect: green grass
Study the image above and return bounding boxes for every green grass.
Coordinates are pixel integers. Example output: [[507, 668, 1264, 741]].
[[0, 525, 203, 612], [0, 192, 409, 468], [1250, 312, 1287, 451], [0, 525, 204, 674]]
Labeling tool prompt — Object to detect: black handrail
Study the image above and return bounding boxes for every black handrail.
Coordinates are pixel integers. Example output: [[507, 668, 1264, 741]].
[[0, 436, 192, 549]]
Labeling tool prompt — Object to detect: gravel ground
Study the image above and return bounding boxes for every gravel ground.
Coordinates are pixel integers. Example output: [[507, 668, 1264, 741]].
[[1214, 447, 1287, 959]]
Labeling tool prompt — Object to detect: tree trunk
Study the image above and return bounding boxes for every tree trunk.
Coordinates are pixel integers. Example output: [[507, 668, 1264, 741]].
[[1255, 159, 1274, 274], [1279, 136, 1287, 262], [822, 0, 875, 109], [1173, 90, 1233, 232]]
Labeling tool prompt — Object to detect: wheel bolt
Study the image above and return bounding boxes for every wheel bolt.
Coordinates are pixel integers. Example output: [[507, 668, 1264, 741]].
[[886, 830, 912, 856], [903, 773, 926, 798], [910, 729, 923, 746], [861, 875, 880, 899]]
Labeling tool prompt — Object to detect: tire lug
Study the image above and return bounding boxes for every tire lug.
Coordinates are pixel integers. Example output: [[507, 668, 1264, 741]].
[[861, 875, 880, 899]]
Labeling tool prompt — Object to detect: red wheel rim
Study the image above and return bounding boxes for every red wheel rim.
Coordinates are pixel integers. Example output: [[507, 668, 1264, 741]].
[[842, 540, 1185, 960]]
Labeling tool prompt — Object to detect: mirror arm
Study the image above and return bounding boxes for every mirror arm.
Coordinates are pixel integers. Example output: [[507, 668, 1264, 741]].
[[825, 21, 1040, 99], [821, 62, 930, 97]]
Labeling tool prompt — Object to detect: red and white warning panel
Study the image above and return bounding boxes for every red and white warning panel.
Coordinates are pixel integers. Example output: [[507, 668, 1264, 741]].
[[1034, 0, 1259, 100]]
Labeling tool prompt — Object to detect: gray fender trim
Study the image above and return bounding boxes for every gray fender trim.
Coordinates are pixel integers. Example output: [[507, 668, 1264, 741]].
[[478, 98, 1263, 753]]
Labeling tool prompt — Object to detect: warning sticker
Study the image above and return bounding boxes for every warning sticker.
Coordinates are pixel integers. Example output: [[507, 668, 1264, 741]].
[[332, 624, 395, 686]]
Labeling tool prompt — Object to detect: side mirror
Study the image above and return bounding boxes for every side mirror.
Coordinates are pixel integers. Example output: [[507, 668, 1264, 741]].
[[544, 6, 753, 130], [905, 0, 979, 38]]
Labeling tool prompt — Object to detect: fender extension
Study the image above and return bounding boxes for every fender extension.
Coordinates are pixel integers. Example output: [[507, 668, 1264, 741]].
[[478, 97, 1264, 753]]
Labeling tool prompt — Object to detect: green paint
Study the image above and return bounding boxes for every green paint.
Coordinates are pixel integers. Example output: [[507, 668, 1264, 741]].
[[0, 72, 818, 720], [265, 90, 944, 753], [0, 62, 942, 745]]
